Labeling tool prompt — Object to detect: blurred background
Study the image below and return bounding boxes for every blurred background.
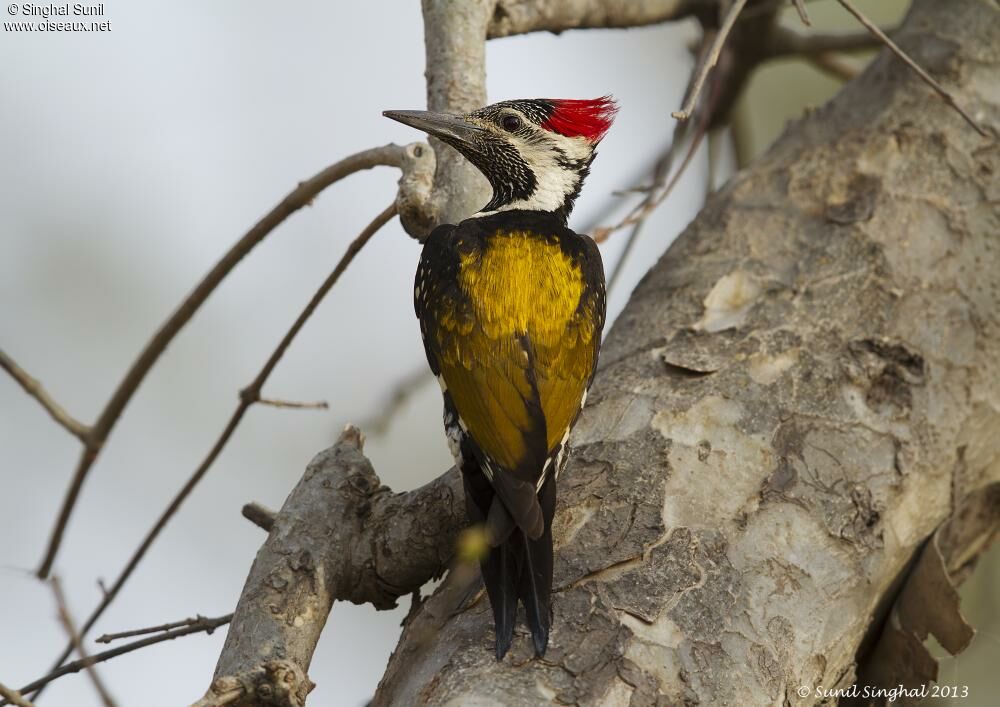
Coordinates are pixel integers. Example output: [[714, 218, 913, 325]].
[[1, 1, 994, 705]]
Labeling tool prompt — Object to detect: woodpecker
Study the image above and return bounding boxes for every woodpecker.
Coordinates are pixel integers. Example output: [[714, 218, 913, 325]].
[[384, 97, 615, 659]]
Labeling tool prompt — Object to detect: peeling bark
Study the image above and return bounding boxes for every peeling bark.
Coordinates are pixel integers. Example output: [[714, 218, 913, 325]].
[[375, 0, 1000, 704], [195, 428, 464, 706]]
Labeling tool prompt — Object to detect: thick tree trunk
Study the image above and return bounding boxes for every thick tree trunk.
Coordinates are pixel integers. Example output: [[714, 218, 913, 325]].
[[374, 0, 1000, 704]]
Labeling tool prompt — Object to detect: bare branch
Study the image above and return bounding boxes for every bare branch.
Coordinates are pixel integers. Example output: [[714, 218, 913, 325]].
[[31, 204, 401, 701], [192, 661, 310, 707], [487, 0, 713, 38], [593, 29, 721, 250], [598, 118, 708, 271], [357, 365, 433, 436], [0, 684, 34, 707], [257, 397, 329, 411], [596, 28, 717, 293], [51, 578, 117, 707], [241, 502, 277, 532], [411, 0, 494, 235], [806, 51, 861, 82], [12, 615, 232, 698], [763, 25, 885, 59], [405, 0, 722, 236], [37, 144, 418, 580], [200, 426, 465, 700], [672, 0, 748, 121], [835, 0, 987, 137], [790, 0, 810, 27], [96, 615, 221, 644], [0, 348, 90, 443]]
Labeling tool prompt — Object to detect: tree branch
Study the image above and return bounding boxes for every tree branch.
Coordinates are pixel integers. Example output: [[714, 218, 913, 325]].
[[31, 202, 410, 700], [50, 578, 117, 707], [835, 0, 987, 137], [486, 0, 713, 38], [0, 348, 90, 443], [790, 0, 810, 27], [240, 502, 277, 532], [96, 614, 224, 644], [671, 0, 748, 121], [11, 615, 232, 698], [36, 144, 422, 580], [804, 51, 861, 82], [256, 397, 329, 411], [398, 0, 727, 238], [762, 24, 885, 59], [194, 427, 465, 705], [397, 0, 494, 238], [356, 365, 433, 437], [0, 684, 34, 707]]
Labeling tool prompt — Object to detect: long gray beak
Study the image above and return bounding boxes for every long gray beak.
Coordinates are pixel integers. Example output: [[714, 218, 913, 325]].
[[383, 109, 484, 146]]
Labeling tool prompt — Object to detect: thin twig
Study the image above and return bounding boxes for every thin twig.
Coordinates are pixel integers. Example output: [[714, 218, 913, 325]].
[[357, 365, 434, 436], [0, 684, 34, 707], [671, 0, 748, 121], [51, 578, 117, 707], [12, 615, 232, 698], [96, 615, 218, 644], [0, 349, 90, 443], [30, 204, 398, 701], [257, 397, 329, 410], [790, 0, 810, 26], [763, 25, 884, 60], [241, 502, 277, 532], [835, 0, 987, 137], [594, 31, 717, 249], [604, 123, 710, 288], [807, 52, 860, 82], [36, 145, 408, 580]]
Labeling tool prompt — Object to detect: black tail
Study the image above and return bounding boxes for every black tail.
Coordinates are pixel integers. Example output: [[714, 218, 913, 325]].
[[482, 474, 556, 660], [517, 473, 555, 657], [481, 523, 518, 659]]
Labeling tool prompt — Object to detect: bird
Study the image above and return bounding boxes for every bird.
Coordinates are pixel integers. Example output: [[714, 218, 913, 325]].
[[384, 97, 615, 660]]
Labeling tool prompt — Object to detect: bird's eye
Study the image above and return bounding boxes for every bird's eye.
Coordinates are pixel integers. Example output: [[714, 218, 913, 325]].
[[501, 115, 522, 132]]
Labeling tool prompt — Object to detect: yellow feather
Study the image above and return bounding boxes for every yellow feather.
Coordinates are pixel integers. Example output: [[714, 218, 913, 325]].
[[433, 230, 595, 465]]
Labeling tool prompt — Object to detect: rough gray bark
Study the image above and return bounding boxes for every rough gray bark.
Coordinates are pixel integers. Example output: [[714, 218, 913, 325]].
[[401, 0, 494, 236], [374, 0, 1000, 704], [487, 0, 708, 38], [194, 428, 464, 706]]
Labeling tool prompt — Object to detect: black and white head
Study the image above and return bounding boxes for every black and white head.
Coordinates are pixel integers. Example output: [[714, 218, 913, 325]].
[[384, 97, 617, 222]]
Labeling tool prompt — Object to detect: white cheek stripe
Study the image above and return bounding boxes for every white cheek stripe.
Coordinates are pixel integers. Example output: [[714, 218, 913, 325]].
[[470, 132, 592, 217]]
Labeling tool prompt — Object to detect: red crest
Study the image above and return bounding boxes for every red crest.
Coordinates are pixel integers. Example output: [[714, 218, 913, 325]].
[[541, 96, 618, 143]]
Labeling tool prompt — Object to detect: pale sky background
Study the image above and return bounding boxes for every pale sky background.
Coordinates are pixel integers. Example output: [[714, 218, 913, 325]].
[[1, 2, 711, 705]]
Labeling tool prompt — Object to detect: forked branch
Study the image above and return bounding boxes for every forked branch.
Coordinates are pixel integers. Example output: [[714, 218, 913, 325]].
[[11, 614, 232, 698], [194, 427, 466, 705], [30, 200, 419, 701], [0, 349, 90, 443], [36, 144, 425, 580]]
